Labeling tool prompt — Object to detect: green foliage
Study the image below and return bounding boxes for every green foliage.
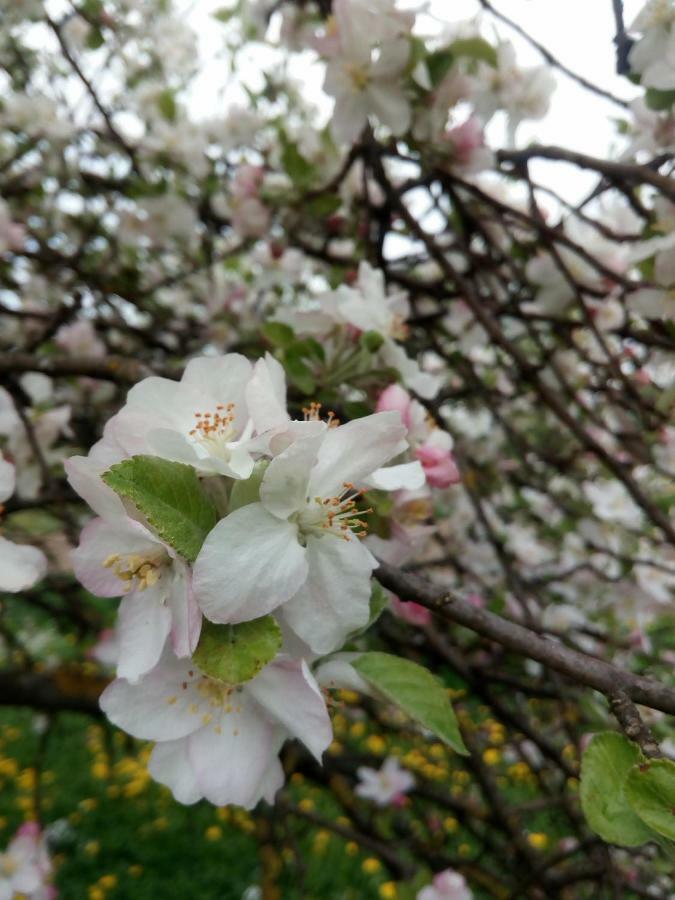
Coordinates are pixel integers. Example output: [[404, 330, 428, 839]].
[[193, 617, 282, 684], [228, 460, 268, 512], [645, 87, 675, 111], [625, 759, 675, 842], [353, 652, 468, 754], [102, 455, 217, 563], [580, 732, 654, 847]]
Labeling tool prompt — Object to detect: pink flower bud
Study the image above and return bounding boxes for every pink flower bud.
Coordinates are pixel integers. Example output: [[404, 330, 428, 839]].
[[416, 444, 461, 488], [376, 384, 413, 429]]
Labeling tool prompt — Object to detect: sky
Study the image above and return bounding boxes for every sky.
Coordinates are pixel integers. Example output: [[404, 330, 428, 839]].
[[182, 0, 646, 202]]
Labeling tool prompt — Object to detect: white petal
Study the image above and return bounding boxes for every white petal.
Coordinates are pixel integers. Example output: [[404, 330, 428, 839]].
[[167, 567, 201, 657], [247, 353, 289, 435], [0, 454, 15, 503], [192, 503, 308, 624], [366, 461, 425, 491], [116, 588, 172, 683], [260, 431, 324, 519], [315, 653, 373, 694], [64, 454, 127, 520], [0, 537, 47, 592], [100, 657, 204, 741], [307, 412, 407, 499], [247, 658, 332, 762], [187, 709, 278, 808], [281, 535, 376, 654], [148, 740, 203, 805]]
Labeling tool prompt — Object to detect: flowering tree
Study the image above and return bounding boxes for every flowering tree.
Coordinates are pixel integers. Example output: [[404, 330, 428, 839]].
[[1, 0, 675, 896]]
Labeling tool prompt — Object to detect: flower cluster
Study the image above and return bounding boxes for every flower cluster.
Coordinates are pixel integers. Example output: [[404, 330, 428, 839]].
[[67, 352, 432, 806]]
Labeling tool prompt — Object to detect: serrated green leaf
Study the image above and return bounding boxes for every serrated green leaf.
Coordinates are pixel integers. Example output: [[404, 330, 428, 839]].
[[193, 617, 282, 684], [580, 732, 654, 847], [625, 759, 675, 841], [102, 455, 217, 563], [425, 48, 455, 88], [353, 651, 467, 754]]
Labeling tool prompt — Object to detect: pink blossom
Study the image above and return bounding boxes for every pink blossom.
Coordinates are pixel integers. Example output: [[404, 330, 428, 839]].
[[356, 756, 415, 806], [417, 869, 473, 900], [0, 821, 56, 898], [391, 596, 432, 627]]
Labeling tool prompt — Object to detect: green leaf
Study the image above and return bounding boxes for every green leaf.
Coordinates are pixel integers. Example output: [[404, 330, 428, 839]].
[[645, 87, 675, 111], [228, 460, 268, 512], [353, 652, 467, 754], [284, 353, 316, 394], [306, 194, 342, 218], [359, 330, 385, 353], [449, 37, 498, 67], [157, 89, 177, 122], [625, 759, 675, 841], [102, 455, 217, 563], [193, 617, 282, 685], [580, 732, 654, 847], [425, 48, 455, 88], [261, 321, 295, 347], [280, 134, 315, 187]]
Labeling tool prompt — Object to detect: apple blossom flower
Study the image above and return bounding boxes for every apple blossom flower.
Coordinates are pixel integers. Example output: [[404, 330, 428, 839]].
[[193, 412, 424, 653], [377, 384, 459, 488], [0, 821, 56, 900], [0, 453, 48, 593], [321, 0, 413, 144], [629, 0, 675, 89], [100, 652, 332, 808], [110, 354, 288, 480], [417, 869, 473, 900], [583, 480, 644, 530], [66, 435, 200, 681], [356, 755, 415, 805]]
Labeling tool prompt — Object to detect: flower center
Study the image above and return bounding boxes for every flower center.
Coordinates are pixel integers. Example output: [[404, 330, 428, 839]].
[[302, 401, 339, 427], [298, 482, 372, 541], [102, 551, 166, 592], [389, 313, 409, 341], [0, 854, 17, 876], [189, 403, 238, 461], [346, 63, 370, 92]]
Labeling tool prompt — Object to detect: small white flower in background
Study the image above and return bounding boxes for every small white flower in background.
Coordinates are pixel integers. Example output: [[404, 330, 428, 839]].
[[629, 0, 675, 89], [583, 480, 644, 530], [0, 821, 56, 900], [100, 653, 332, 808], [470, 42, 555, 136], [356, 755, 415, 806], [0, 453, 47, 593], [321, 0, 413, 144], [417, 868, 473, 900]]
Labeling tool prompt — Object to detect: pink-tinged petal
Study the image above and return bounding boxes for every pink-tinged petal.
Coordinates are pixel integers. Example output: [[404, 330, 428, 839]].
[[192, 503, 307, 624], [100, 657, 203, 741], [247, 658, 332, 762], [168, 567, 201, 657], [0, 453, 16, 502], [116, 588, 172, 683], [416, 445, 461, 489], [64, 454, 127, 520], [376, 384, 413, 429], [391, 597, 432, 627], [257, 753, 285, 805], [307, 412, 407, 499], [366, 461, 425, 491], [260, 431, 324, 520], [70, 517, 160, 598], [187, 708, 278, 808], [0, 537, 47, 592], [247, 353, 289, 435], [281, 535, 376, 654], [148, 740, 202, 805]]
